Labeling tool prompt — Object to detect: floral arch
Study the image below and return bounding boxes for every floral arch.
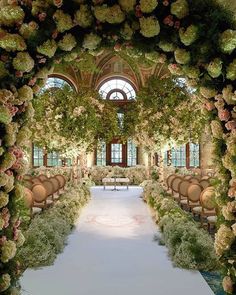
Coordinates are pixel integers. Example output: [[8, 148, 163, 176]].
[[0, 0, 236, 293]]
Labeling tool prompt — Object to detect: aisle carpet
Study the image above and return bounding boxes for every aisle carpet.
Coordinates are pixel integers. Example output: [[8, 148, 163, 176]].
[[21, 186, 214, 295]]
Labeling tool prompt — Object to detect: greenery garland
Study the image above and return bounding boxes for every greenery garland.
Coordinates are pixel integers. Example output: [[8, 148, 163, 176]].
[[0, 0, 236, 293], [17, 184, 90, 271], [134, 76, 208, 148], [32, 85, 120, 153], [142, 180, 219, 271]]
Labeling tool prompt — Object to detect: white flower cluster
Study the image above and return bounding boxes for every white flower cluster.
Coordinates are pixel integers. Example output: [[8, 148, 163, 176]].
[[214, 224, 235, 256]]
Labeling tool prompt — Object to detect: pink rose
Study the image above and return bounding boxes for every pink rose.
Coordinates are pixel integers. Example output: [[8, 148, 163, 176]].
[[125, 42, 133, 49], [5, 170, 13, 176], [219, 109, 230, 121], [17, 175, 23, 181], [53, 0, 63, 7], [222, 276, 234, 294], [228, 187, 236, 198], [0, 236, 7, 246], [38, 12, 47, 22], [163, 0, 169, 6], [1, 54, 8, 62], [15, 71, 23, 78], [114, 43, 122, 52], [13, 229, 19, 241], [205, 102, 215, 111], [29, 21, 38, 30], [28, 77, 37, 86], [174, 21, 181, 29], [163, 15, 174, 26], [225, 120, 236, 131], [52, 30, 58, 39], [135, 5, 143, 17]]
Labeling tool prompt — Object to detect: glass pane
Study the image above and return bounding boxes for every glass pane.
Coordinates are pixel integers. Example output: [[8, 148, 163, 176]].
[[109, 91, 124, 100], [97, 142, 106, 166], [127, 140, 137, 166], [111, 144, 122, 163], [190, 143, 200, 167], [163, 151, 168, 166], [33, 145, 44, 167], [99, 79, 136, 100], [171, 145, 186, 167], [41, 77, 73, 93], [47, 151, 61, 167]]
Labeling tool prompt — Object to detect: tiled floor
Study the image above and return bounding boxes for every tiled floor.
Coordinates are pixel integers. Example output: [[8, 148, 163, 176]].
[[21, 186, 214, 295]]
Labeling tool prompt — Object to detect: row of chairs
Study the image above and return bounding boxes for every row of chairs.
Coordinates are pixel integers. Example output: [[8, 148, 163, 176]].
[[166, 174, 217, 231], [23, 174, 66, 215]]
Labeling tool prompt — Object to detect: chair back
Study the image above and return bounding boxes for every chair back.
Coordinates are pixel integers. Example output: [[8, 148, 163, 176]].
[[183, 175, 192, 180], [24, 179, 33, 190], [42, 180, 55, 197], [178, 180, 192, 198], [24, 187, 34, 208], [31, 177, 42, 184], [187, 183, 203, 203], [190, 178, 199, 184], [166, 174, 176, 189], [31, 183, 47, 203], [55, 174, 66, 189], [49, 177, 60, 193], [200, 186, 216, 210], [38, 174, 48, 182], [199, 179, 210, 189], [171, 177, 183, 193], [193, 174, 202, 181]]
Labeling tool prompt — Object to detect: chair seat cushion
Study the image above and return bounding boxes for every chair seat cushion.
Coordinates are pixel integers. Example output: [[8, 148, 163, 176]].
[[193, 206, 202, 213], [173, 193, 179, 199], [203, 209, 216, 216], [189, 201, 200, 207], [32, 207, 42, 214], [180, 199, 188, 205], [207, 216, 217, 223]]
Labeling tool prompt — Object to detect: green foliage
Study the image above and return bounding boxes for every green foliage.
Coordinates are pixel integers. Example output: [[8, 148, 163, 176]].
[[143, 181, 219, 271], [32, 85, 119, 152], [161, 216, 219, 270], [135, 76, 208, 147], [16, 184, 90, 270]]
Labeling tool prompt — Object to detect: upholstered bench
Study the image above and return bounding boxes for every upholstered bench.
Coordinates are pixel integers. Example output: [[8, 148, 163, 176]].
[[102, 177, 130, 190]]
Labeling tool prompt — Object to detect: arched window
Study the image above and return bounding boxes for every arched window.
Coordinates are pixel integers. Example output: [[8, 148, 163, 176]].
[[99, 78, 136, 100], [41, 76, 74, 92]]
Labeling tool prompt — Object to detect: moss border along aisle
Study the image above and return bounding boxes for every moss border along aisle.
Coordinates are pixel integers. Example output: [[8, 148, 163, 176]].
[[20, 186, 214, 295]]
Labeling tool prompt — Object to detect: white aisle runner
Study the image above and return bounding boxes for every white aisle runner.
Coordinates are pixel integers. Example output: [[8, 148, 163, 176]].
[[21, 186, 214, 295]]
